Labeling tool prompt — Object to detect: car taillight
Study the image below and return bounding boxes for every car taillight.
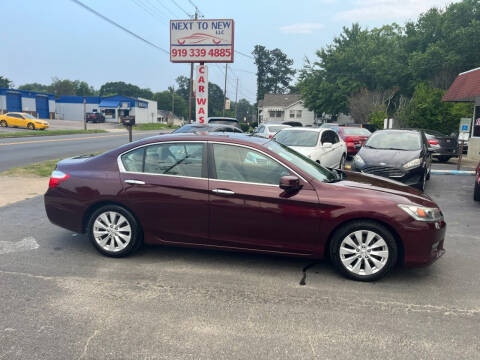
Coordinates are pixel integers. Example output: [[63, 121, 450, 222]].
[[269, 134, 274, 139], [49, 170, 70, 188], [428, 140, 439, 145]]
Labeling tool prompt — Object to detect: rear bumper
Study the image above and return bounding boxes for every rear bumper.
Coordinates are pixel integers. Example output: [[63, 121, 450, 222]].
[[44, 190, 85, 233]]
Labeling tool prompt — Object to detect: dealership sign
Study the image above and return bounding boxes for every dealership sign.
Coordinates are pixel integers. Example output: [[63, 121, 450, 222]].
[[170, 19, 234, 63], [195, 65, 208, 123]]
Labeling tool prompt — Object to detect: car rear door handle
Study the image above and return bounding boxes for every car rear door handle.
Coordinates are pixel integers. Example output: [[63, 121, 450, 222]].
[[212, 189, 235, 195], [124, 179, 146, 185]]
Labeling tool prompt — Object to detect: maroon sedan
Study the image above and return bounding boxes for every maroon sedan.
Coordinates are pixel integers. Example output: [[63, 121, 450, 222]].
[[337, 127, 371, 156], [475, 161, 480, 201], [44, 134, 446, 281]]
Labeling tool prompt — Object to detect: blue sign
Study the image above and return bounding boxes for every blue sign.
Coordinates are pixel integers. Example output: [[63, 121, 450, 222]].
[[461, 124, 468, 131]]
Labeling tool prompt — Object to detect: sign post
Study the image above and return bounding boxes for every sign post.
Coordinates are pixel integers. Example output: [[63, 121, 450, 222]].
[[170, 18, 234, 123]]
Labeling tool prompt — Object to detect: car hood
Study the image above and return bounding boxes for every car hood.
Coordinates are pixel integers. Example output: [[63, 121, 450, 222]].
[[358, 148, 420, 168], [335, 170, 434, 206]]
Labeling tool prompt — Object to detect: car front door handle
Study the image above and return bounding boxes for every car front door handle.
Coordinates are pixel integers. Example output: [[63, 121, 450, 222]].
[[124, 179, 146, 185], [212, 189, 235, 195]]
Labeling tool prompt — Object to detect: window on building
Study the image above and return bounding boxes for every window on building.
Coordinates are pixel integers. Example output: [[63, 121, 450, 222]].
[[269, 111, 275, 118], [289, 110, 295, 118], [296, 110, 302, 118]]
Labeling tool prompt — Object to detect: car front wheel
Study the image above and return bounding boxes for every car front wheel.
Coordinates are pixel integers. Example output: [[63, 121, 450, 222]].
[[0, 120, 7, 127], [87, 205, 142, 257], [330, 221, 398, 281]]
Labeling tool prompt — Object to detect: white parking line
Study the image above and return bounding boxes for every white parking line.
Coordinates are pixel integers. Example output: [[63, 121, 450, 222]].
[[0, 237, 39, 255]]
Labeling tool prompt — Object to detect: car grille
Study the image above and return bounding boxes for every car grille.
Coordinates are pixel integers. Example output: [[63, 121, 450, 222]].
[[362, 166, 404, 178]]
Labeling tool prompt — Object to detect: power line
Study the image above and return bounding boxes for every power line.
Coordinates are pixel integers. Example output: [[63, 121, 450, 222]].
[[169, 0, 190, 17], [137, 0, 169, 20], [70, 0, 169, 54], [235, 50, 254, 60], [131, 0, 163, 22], [150, 0, 179, 18], [187, 0, 204, 17], [231, 67, 256, 75]]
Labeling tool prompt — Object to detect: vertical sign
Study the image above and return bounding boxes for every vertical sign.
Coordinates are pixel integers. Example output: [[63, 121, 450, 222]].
[[196, 65, 208, 123]]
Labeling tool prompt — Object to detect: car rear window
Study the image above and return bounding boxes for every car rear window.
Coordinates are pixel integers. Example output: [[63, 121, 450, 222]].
[[342, 128, 371, 136], [267, 126, 288, 133], [366, 131, 421, 151]]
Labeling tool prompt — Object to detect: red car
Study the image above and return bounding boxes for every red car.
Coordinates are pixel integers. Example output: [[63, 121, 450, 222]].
[[337, 127, 372, 156], [475, 161, 480, 201], [44, 134, 446, 281]]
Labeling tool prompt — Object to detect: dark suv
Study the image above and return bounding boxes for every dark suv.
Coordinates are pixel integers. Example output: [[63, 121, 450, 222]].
[[86, 112, 105, 123]]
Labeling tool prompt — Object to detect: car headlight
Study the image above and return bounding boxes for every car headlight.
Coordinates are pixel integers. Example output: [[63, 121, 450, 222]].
[[403, 158, 422, 169], [398, 204, 443, 222], [354, 155, 365, 166]]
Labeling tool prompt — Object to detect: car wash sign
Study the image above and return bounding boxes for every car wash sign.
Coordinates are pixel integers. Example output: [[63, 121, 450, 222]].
[[195, 65, 208, 123], [170, 19, 234, 63]]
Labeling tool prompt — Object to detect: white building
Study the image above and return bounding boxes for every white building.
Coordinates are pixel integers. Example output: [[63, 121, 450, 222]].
[[257, 94, 315, 126], [56, 96, 102, 121]]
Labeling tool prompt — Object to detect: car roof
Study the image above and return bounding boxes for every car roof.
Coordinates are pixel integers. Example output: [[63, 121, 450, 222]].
[[207, 117, 238, 121], [375, 129, 422, 134], [277, 127, 326, 133], [132, 133, 270, 147]]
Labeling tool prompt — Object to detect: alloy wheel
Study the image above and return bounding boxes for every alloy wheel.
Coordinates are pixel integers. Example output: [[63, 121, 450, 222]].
[[339, 230, 389, 276], [0, 120, 7, 127], [93, 211, 132, 252]]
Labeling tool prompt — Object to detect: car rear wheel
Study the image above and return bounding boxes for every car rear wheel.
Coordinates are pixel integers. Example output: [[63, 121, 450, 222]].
[[339, 154, 346, 170], [27, 122, 35, 130], [474, 181, 480, 201], [0, 120, 7, 127], [330, 221, 398, 281], [87, 205, 142, 257]]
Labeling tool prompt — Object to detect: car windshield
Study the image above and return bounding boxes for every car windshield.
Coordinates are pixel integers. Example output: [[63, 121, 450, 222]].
[[366, 131, 421, 151], [342, 127, 371, 136], [173, 124, 207, 133], [274, 130, 319, 147], [23, 114, 36, 119], [208, 119, 238, 126], [265, 141, 337, 183], [267, 125, 288, 133]]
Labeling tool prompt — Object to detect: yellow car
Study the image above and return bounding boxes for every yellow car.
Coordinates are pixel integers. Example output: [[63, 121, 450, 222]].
[[0, 112, 49, 130]]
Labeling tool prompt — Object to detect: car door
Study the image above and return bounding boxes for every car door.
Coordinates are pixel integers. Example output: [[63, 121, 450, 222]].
[[319, 130, 336, 167], [119, 141, 210, 245], [331, 132, 345, 167], [208, 142, 321, 254], [6, 113, 20, 127]]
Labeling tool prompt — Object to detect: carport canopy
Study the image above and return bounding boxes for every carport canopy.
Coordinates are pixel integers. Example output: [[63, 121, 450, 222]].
[[443, 67, 480, 102]]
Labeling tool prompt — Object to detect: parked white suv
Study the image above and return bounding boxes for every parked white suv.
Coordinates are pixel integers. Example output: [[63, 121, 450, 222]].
[[253, 124, 291, 139]]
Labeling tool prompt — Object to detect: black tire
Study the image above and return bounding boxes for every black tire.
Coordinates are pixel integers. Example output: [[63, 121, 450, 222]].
[[27, 122, 35, 130], [87, 205, 143, 257], [0, 120, 7, 127], [426, 165, 431, 180], [338, 154, 346, 170], [415, 171, 427, 191], [474, 181, 480, 201], [329, 220, 398, 281], [437, 155, 451, 163]]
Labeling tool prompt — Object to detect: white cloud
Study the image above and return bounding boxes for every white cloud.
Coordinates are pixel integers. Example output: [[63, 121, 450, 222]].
[[335, 0, 461, 21], [280, 22, 324, 34]]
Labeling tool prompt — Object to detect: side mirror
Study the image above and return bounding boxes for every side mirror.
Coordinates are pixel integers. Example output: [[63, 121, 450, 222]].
[[279, 176, 302, 192], [323, 142, 333, 148]]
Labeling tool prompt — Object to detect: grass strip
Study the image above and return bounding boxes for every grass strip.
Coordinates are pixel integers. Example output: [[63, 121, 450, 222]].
[[0, 129, 107, 138]]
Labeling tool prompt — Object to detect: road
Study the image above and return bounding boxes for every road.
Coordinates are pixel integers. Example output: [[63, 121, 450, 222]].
[[0, 131, 162, 172], [0, 175, 479, 359]]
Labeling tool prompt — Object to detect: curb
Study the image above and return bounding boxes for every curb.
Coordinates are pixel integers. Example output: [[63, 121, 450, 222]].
[[431, 170, 476, 175]]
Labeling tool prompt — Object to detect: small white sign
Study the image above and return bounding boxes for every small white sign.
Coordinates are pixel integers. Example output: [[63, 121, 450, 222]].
[[170, 19, 234, 63], [195, 65, 208, 124]]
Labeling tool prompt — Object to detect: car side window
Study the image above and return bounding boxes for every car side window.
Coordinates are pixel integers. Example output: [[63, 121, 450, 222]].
[[332, 132, 340, 144], [121, 147, 145, 172], [258, 126, 265, 133], [144, 143, 204, 177], [233, 128, 242, 133], [212, 144, 291, 185], [321, 131, 331, 144]]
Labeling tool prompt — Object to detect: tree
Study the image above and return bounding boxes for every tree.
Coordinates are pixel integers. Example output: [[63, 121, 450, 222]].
[[236, 98, 255, 123], [175, 75, 190, 102], [153, 90, 188, 119], [397, 82, 472, 135], [48, 78, 76, 96], [99, 81, 153, 99], [252, 45, 295, 101], [18, 83, 50, 92], [208, 82, 225, 116], [0, 76, 12, 88]]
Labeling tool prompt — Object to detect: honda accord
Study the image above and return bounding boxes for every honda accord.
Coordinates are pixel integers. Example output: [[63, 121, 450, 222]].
[[44, 134, 446, 281]]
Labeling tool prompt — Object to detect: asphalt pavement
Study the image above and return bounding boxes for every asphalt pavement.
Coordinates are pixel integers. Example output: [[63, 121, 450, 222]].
[[0, 175, 479, 359], [0, 131, 161, 172]]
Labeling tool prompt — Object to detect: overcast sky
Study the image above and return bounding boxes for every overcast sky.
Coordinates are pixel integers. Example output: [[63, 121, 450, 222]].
[[1, 0, 459, 102]]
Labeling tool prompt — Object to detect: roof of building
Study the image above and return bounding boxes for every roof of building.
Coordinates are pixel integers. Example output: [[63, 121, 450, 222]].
[[0, 87, 55, 100], [56, 96, 101, 104], [259, 94, 302, 108], [443, 67, 480, 102]]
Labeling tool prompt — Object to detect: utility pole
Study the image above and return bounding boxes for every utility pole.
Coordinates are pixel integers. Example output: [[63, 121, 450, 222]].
[[223, 63, 228, 116], [83, 97, 87, 130], [171, 85, 175, 116], [187, 11, 198, 123], [234, 78, 238, 119]]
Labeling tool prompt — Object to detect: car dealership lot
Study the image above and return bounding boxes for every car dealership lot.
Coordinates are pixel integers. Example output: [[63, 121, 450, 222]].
[[0, 174, 479, 359]]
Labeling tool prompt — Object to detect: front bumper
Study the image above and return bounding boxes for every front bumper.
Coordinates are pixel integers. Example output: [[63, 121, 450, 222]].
[[401, 219, 446, 267], [353, 164, 426, 187]]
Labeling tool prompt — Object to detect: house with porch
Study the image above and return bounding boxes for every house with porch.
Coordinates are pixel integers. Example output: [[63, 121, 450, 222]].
[[257, 94, 316, 126]]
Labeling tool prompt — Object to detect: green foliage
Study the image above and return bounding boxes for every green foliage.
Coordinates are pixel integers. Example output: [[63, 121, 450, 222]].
[[0, 76, 13, 88], [369, 109, 387, 129], [398, 82, 472, 134], [18, 82, 50, 92], [99, 81, 153, 99], [253, 45, 295, 101], [153, 90, 188, 119], [133, 123, 178, 130], [297, 0, 480, 122], [0, 129, 106, 139]]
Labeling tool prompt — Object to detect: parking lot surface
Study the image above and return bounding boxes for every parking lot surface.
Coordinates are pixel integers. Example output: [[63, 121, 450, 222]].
[[0, 175, 479, 359]]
